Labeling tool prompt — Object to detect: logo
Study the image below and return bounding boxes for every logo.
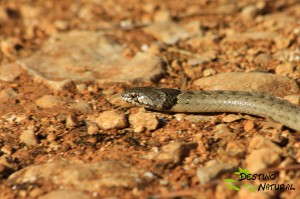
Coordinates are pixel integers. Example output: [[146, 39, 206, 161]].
[[223, 167, 295, 192]]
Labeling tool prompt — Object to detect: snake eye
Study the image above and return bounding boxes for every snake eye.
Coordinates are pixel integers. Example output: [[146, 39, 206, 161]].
[[137, 95, 148, 104]]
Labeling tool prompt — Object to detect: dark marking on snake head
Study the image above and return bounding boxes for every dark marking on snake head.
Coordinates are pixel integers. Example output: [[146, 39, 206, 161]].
[[158, 88, 182, 110]]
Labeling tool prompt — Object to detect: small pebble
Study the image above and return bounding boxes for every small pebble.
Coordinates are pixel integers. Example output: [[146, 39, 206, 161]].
[[95, 110, 128, 130], [1, 145, 13, 155], [245, 148, 281, 173], [202, 68, 216, 77], [56, 114, 67, 123], [254, 53, 272, 64], [69, 101, 92, 113], [29, 187, 44, 198], [0, 63, 22, 81], [87, 122, 99, 135], [154, 9, 171, 22], [222, 114, 242, 123], [197, 162, 237, 184], [20, 129, 39, 146], [275, 62, 294, 76], [0, 88, 18, 103], [241, 5, 258, 21], [54, 20, 69, 30], [76, 84, 87, 93], [46, 133, 57, 142], [248, 135, 282, 153], [274, 36, 291, 50], [225, 140, 246, 158], [243, 120, 254, 131], [65, 115, 80, 128], [213, 124, 232, 140], [129, 109, 159, 133], [156, 142, 196, 164], [35, 95, 64, 108]]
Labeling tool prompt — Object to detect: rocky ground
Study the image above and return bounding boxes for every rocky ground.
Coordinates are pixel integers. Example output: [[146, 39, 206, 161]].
[[0, 0, 300, 198]]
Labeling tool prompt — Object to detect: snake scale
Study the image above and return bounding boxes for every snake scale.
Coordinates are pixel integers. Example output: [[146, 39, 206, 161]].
[[121, 87, 300, 131]]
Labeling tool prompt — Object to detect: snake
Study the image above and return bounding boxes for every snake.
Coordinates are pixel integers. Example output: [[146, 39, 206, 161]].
[[121, 87, 300, 131]]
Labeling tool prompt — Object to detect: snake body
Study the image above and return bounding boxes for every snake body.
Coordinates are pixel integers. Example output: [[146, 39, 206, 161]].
[[121, 87, 300, 131]]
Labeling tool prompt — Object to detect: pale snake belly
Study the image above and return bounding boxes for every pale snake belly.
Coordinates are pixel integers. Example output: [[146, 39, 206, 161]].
[[121, 87, 300, 131]]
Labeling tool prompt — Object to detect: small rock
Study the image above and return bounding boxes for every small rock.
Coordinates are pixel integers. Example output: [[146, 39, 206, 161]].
[[187, 52, 216, 67], [29, 187, 44, 198], [0, 38, 21, 58], [213, 124, 233, 140], [0, 88, 18, 103], [1, 145, 13, 155], [156, 142, 181, 163], [278, 158, 295, 180], [56, 114, 67, 123], [245, 148, 281, 173], [46, 133, 57, 142], [54, 19, 69, 30], [129, 109, 159, 133], [95, 110, 128, 130], [184, 20, 202, 36], [20, 129, 39, 146], [248, 135, 282, 153], [203, 68, 217, 77], [274, 36, 291, 50], [35, 95, 64, 108], [246, 135, 283, 172], [0, 63, 22, 81], [76, 84, 87, 93], [222, 114, 242, 123], [241, 5, 258, 21], [254, 53, 272, 65], [156, 142, 197, 164], [275, 62, 295, 76], [69, 101, 92, 113], [243, 120, 254, 131], [187, 58, 206, 66], [197, 162, 237, 184], [1, 114, 26, 124], [259, 121, 283, 131], [273, 49, 300, 62], [65, 115, 80, 128], [87, 122, 99, 135], [225, 140, 246, 158], [0, 155, 18, 171], [153, 9, 171, 22]]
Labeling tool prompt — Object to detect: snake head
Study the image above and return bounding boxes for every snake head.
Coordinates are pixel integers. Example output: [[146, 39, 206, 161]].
[[121, 87, 181, 110], [121, 87, 164, 110]]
